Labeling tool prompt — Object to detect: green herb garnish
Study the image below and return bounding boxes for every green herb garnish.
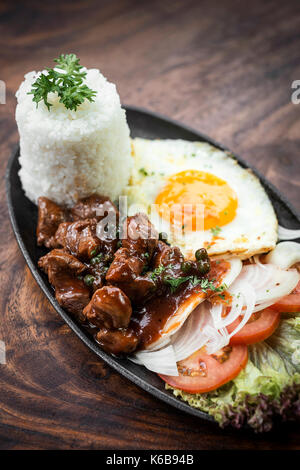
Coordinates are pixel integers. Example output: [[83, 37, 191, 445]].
[[28, 54, 97, 111], [139, 168, 148, 176], [196, 278, 227, 292], [150, 264, 166, 280], [163, 276, 191, 293], [90, 248, 98, 257], [210, 226, 221, 237]]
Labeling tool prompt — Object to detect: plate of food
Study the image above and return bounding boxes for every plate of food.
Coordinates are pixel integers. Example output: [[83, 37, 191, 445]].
[[6, 54, 300, 432]]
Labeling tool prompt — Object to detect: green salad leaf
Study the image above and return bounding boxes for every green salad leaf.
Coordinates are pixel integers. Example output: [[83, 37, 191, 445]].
[[266, 315, 300, 374], [167, 315, 300, 432]]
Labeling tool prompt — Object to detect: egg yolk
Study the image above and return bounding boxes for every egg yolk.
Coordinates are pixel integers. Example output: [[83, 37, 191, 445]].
[[155, 170, 238, 231]]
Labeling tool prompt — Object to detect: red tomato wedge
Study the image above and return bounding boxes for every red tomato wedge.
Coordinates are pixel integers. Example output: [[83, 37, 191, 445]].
[[272, 280, 300, 313], [159, 345, 248, 394], [227, 308, 280, 345]]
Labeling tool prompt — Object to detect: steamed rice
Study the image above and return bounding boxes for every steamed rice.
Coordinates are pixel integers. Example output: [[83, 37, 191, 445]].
[[15, 68, 131, 206]]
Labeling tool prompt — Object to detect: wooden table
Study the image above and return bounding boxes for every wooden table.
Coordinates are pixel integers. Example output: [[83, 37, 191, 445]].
[[0, 0, 299, 450]]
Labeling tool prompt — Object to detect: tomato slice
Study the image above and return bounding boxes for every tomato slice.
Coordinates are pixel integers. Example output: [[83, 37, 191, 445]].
[[272, 280, 300, 313], [227, 308, 280, 345], [159, 345, 248, 394]]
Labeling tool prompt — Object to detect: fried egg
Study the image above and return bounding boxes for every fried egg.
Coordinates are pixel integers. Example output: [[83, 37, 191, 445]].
[[125, 138, 278, 259]]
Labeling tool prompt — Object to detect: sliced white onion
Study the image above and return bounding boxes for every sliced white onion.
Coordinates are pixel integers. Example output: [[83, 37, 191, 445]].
[[209, 279, 256, 341], [227, 281, 256, 338], [145, 335, 171, 352], [209, 264, 300, 341], [265, 241, 300, 270], [204, 325, 229, 355], [131, 345, 179, 376], [278, 225, 300, 240], [171, 303, 211, 361], [253, 254, 267, 269], [210, 285, 243, 330], [221, 257, 243, 288], [232, 264, 299, 309]]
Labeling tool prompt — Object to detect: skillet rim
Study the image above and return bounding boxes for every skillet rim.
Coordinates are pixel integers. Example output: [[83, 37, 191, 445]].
[[5, 104, 300, 427]]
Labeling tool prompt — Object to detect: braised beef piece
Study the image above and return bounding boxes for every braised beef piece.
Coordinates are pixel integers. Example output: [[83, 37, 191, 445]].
[[105, 214, 158, 302], [84, 286, 132, 329], [152, 241, 184, 268], [122, 213, 158, 257], [55, 277, 91, 322], [96, 328, 139, 355], [106, 247, 155, 301], [38, 249, 90, 319], [37, 197, 68, 248], [106, 247, 144, 280], [55, 219, 100, 260], [55, 218, 118, 262], [54, 221, 70, 247], [37, 197, 211, 355], [71, 194, 119, 222], [38, 248, 86, 284]]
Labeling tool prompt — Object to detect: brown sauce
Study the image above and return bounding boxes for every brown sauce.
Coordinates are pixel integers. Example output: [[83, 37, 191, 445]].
[[131, 260, 230, 349]]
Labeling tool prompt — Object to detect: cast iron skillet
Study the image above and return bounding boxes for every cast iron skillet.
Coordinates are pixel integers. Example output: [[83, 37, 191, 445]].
[[6, 105, 300, 425]]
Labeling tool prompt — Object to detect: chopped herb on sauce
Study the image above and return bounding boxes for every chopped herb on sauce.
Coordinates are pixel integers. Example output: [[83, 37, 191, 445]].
[[150, 264, 166, 280]]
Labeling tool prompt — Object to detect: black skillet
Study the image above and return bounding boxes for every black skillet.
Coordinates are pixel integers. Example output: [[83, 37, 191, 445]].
[[6, 105, 300, 426]]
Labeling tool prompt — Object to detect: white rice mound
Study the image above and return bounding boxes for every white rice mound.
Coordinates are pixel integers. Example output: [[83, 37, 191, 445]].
[[15, 68, 132, 206]]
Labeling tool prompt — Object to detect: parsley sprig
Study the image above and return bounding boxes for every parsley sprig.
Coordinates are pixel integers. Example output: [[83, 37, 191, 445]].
[[28, 54, 97, 111]]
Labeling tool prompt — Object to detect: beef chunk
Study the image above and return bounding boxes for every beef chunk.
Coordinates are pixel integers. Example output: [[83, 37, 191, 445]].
[[38, 249, 90, 319], [37, 197, 67, 248], [122, 213, 158, 258], [106, 247, 155, 302], [64, 219, 100, 260], [96, 328, 139, 355], [105, 213, 158, 301], [54, 221, 71, 247], [55, 277, 90, 322], [71, 194, 118, 221], [106, 247, 144, 281], [152, 242, 184, 268], [38, 249, 86, 285], [55, 218, 117, 262], [84, 286, 132, 329]]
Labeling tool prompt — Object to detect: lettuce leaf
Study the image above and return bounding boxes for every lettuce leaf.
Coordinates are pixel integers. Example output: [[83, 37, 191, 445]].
[[167, 316, 300, 432]]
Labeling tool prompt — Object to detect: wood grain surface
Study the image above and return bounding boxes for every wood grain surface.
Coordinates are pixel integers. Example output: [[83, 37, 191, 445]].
[[0, 0, 300, 450]]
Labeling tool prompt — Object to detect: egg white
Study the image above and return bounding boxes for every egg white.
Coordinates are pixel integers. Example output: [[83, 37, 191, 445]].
[[125, 138, 278, 260]]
